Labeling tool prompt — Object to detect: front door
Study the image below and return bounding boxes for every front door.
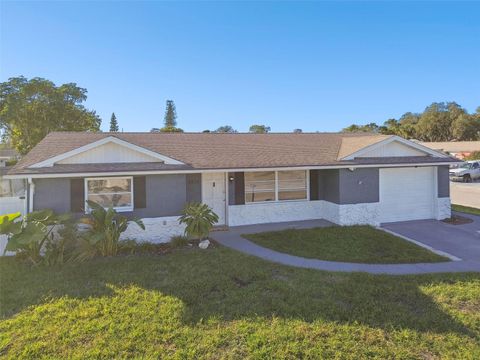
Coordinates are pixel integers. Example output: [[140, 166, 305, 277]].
[[201, 172, 226, 226]]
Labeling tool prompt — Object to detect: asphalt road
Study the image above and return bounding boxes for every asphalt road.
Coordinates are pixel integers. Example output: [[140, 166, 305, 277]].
[[450, 181, 480, 208]]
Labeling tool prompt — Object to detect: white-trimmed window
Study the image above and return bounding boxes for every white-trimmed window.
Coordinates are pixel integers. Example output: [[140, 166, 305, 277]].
[[85, 176, 133, 212], [244, 170, 308, 203]]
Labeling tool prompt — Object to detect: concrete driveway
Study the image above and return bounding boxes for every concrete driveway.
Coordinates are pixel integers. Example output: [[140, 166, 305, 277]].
[[450, 181, 480, 208], [382, 212, 480, 261]]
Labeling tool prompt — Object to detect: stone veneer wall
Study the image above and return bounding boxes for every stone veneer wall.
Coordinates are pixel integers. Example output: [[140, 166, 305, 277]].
[[121, 216, 186, 243], [436, 197, 451, 220], [228, 200, 381, 227]]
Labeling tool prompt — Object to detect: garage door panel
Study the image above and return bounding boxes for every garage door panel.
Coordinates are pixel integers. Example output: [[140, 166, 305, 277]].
[[379, 167, 435, 223]]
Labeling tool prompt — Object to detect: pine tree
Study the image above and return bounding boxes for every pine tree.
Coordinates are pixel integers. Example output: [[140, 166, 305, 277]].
[[109, 113, 119, 132], [164, 100, 177, 128], [160, 100, 183, 132]]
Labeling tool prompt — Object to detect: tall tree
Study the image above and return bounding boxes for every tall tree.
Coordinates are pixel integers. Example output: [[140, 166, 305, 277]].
[[109, 112, 119, 132], [164, 100, 177, 127], [342, 123, 379, 133], [215, 125, 237, 133], [293, 128, 303, 133], [341, 102, 480, 141], [416, 102, 466, 141], [249, 124, 271, 133], [451, 114, 480, 141], [159, 100, 183, 132], [0, 76, 101, 154]]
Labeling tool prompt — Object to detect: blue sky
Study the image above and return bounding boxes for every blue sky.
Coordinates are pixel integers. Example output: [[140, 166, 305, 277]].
[[1, 1, 479, 132]]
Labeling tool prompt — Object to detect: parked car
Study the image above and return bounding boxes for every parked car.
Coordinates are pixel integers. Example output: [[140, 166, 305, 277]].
[[449, 160, 480, 182]]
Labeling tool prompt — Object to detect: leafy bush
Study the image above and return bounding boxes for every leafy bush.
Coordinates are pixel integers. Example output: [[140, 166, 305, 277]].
[[79, 200, 145, 258], [43, 220, 81, 266], [170, 235, 189, 248], [0, 210, 71, 265], [178, 202, 218, 240]]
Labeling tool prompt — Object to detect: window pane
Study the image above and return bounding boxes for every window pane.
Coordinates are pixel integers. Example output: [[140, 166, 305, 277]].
[[88, 178, 131, 194], [0, 179, 12, 197], [0, 179, 25, 198], [278, 171, 307, 200], [245, 191, 275, 203], [278, 190, 307, 201], [88, 193, 132, 208], [245, 171, 275, 203], [11, 180, 26, 197]]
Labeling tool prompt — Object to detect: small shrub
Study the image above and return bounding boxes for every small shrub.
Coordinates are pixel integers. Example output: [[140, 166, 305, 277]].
[[178, 202, 219, 240], [170, 235, 189, 248], [79, 200, 145, 257]]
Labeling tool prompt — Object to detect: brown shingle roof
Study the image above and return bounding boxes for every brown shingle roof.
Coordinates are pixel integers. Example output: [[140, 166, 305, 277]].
[[8, 132, 457, 175]]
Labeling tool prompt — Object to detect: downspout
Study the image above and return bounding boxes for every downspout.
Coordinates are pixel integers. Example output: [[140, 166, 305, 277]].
[[28, 177, 34, 213]]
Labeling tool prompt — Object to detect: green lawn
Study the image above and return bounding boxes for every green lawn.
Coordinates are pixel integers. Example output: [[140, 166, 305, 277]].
[[452, 204, 480, 216], [244, 225, 449, 264], [1, 248, 479, 359]]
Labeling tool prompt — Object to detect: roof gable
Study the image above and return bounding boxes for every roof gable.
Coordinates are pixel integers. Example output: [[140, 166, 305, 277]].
[[29, 136, 184, 168], [340, 136, 449, 160]]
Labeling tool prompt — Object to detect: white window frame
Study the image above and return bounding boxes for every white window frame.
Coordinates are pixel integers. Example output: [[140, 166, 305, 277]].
[[244, 170, 310, 204], [84, 176, 134, 213]]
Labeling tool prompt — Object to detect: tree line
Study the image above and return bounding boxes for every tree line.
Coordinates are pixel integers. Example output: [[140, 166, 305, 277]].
[[3, 76, 479, 156], [342, 102, 480, 141], [0, 77, 277, 154]]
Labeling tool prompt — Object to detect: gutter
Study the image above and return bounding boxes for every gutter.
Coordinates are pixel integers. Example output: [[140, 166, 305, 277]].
[[4, 161, 460, 180]]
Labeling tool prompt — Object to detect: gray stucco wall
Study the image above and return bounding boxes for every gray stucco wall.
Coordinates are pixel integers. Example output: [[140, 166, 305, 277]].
[[320, 169, 340, 203], [33, 174, 201, 217], [132, 174, 187, 217], [338, 168, 379, 204], [315, 168, 379, 204], [34, 178, 71, 214], [437, 165, 450, 198]]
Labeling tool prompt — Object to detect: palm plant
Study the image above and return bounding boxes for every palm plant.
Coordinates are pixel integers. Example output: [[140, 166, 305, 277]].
[[0, 210, 71, 265], [178, 202, 219, 240], [79, 200, 145, 257]]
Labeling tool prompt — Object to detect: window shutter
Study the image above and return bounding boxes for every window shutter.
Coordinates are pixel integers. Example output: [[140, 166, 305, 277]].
[[70, 178, 85, 213], [134, 176, 146, 209], [310, 170, 319, 200], [234, 172, 245, 205]]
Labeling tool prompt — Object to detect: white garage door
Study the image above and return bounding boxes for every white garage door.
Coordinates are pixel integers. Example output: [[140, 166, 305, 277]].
[[379, 167, 435, 223]]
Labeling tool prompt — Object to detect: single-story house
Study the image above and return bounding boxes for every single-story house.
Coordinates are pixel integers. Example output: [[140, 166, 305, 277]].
[[4, 132, 459, 242], [419, 141, 480, 160]]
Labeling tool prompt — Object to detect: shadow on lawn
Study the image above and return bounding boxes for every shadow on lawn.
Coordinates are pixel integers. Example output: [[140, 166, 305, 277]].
[[1, 248, 478, 339]]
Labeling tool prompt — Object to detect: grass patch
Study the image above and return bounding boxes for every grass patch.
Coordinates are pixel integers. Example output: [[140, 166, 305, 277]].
[[1, 248, 479, 358], [452, 204, 480, 216], [244, 225, 448, 264]]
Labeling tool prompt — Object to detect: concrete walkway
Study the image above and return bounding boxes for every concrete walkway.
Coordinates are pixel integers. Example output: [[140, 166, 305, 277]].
[[211, 219, 480, 275]]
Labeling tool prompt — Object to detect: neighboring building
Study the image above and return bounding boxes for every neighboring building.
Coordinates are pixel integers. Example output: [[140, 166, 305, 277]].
[[0, 148, 26, 216], [420, 141, 480, 160], [5, 132, 458, 243]]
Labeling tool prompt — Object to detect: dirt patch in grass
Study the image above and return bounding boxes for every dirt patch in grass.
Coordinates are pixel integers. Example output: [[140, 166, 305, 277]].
[[442, 215, 474, 225]]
